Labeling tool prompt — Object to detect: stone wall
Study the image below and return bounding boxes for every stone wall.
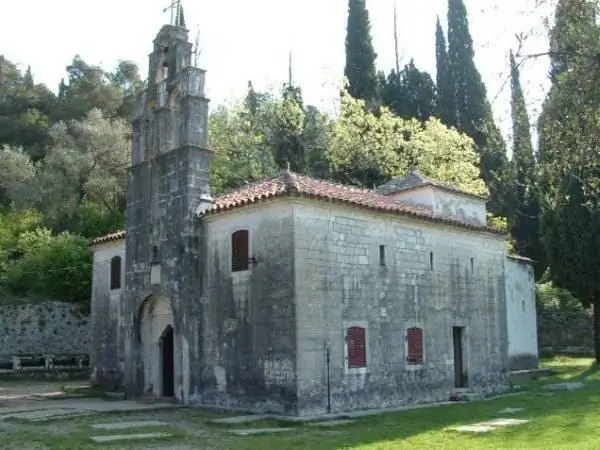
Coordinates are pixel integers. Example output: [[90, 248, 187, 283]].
[[0, 301, 89, 356], [538, 311, 594, 356], [293, 199, 509, 417], [505, 257, 538, 370]]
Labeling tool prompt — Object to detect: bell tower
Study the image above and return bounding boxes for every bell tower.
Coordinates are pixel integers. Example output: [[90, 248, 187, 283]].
[[123, 12, 211, 400]]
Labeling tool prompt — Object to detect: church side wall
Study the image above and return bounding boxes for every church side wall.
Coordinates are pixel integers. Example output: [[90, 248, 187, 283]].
[[293, 200, 509, 416], [90, 241, 125, 389], [196, 201, 297, 414], [505, 257, 539, 370]]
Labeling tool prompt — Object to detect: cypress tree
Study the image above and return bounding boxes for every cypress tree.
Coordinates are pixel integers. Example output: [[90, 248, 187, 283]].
[[344, 0, 379, 105], [549, 0, 596, 83], [536, 0, 600, 361], [434, 17, 455, 127], [447, 0, 489, 145], [380, 61, 436, 122], [509, 51, 544, 275], [446, 0, 507, 201]]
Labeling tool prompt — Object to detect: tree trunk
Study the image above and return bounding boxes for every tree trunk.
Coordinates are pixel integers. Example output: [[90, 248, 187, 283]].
[[594, 299, 600, 363]]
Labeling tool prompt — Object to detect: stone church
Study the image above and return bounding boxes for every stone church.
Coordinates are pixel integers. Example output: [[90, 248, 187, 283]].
[[90, 20, 539, 416]]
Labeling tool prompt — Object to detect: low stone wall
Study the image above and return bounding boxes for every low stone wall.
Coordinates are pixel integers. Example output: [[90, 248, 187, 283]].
[[0, 301, 90, 356], [538, 311, 594, 356]]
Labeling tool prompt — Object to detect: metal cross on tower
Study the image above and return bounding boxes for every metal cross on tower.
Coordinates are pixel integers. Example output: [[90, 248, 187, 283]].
[[162, 0, 182, 26]]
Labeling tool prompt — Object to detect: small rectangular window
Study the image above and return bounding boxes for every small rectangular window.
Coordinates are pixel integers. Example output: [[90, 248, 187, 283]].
[[429, 252, 434, 270], [347, 326, 366, 368], [232, 230, 249, 272], [110, 256, 122, 290], [379, 245, 386, 266], [406, 327, 424, 365], [470, 257, 474, 274]]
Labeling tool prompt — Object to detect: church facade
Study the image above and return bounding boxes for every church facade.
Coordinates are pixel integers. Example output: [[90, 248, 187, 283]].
[[90, 22, 538, 417]]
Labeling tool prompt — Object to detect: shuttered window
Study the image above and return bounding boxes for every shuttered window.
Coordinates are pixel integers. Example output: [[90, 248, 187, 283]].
[[110, 256, 122, 290], [406, 327, 424, 365], [231, 230, 249, 272], [347, 326, 366, 368]]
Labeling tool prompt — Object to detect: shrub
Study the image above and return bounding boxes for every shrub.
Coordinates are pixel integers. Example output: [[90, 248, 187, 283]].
[[2, 231, 91, 305]]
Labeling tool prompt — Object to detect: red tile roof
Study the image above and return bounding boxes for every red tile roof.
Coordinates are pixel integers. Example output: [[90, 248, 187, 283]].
[[376, 169, 488, 200], [92, 230, 126, 245], [91, 171, 504, 245]]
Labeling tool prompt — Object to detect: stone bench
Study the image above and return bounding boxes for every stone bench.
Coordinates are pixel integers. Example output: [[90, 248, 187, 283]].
[[0, 354, 89, 374]]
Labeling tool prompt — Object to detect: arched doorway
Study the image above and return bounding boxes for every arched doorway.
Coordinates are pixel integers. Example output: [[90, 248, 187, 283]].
[[160, 325, 174, 397], [138, 295, 174, 397]]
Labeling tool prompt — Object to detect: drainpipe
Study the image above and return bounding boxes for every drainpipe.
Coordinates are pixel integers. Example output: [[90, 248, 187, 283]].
[[326, 342, 332, 414]]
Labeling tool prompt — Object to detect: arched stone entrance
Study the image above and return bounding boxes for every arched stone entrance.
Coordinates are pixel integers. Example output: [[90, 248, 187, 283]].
[[139, 295, 174, 397]]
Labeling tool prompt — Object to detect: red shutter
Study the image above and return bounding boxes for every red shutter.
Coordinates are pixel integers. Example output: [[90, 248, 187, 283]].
[[407, 327, 423, 364], [347, 326, 366, 368]]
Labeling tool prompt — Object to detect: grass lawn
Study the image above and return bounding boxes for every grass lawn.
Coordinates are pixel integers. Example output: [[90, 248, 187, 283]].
[[0, 356, 599, 449]]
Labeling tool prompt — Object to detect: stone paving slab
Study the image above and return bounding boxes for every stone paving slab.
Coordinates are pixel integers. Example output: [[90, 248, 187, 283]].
[[544, 382, 585, 392], [229, 428, 295, 436], [212, 415, 270, 424], [0, 399, 179, 419], [480, 418, 530, 427], [452, 424, 495, 433], [92, 420, 169, 430], [498, 407, 526, 414], [0, 408, 89, 421], [450, 417, 530, 434], [90, 432, 173, 443], [309, 419, 355, 427]]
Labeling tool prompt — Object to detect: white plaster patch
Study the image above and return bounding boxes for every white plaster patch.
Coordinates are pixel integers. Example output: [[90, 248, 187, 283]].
[[214, 366, 226, 392], [91, 421, 168, 430], [261, 358, 294, 385], [90, 432, 173, 443]]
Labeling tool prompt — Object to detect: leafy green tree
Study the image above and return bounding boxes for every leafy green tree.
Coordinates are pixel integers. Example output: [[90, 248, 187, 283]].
[[327, 90, 486, 195], [0, 208, 44, 273], [2, 230, 92, 304], [109, 61, 145, 121], [0, 56, 56, 162], [57, 56, 123, 121], [344, 0, 379, 105], [0, 109, 130, 226], [303, 105, 333, 179], [209, 101, 278, 195], [270, 84, 307, 172]]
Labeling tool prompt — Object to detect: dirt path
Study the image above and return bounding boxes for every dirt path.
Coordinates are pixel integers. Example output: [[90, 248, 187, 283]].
[[0, 380, 89, 405]]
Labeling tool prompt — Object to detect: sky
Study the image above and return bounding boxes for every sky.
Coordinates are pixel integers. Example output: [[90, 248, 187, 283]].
[[0, 0, 555, 151]]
